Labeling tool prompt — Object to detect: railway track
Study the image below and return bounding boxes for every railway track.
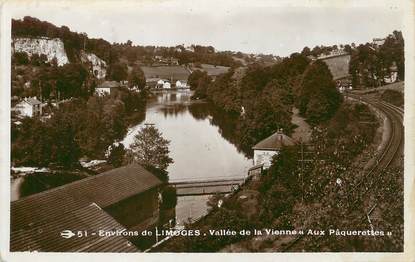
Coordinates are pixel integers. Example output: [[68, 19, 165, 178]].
[[282, 97, 403, 252]]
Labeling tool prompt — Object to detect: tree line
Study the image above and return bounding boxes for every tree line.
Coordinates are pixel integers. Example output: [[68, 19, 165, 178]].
[[188, 53, 342, 152], [349, 31, 404, 88], [12, 88, 146, 168]]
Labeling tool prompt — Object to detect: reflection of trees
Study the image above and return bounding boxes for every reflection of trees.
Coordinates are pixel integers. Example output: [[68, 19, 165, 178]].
[[159, 104, 188, 118], [188, 102, 252, 158], [187, 102, 210, 120], [157, 91, 191, 104]]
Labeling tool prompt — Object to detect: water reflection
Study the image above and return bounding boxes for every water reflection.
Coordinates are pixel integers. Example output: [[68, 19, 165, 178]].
[[123, 90, 252, 182], [188, 103, 252, 157], [159, 104, 188, 118], [122, 90, 253, 224]]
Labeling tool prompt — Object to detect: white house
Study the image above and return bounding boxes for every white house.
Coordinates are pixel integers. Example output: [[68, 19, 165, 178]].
[[372, 38, 386, 47], [163, 81, 171, 89], [252, 130, 296, 169], [95, 81, 121, 96], [175, 80, 188, 89], [14, 97, 42, 118], [156, 79, 171, 89], [384, 62, 398, 84]]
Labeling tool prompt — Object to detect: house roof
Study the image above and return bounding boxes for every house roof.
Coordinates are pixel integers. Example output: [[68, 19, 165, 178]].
[[11, 164, 162, 233], [252, 131, 296, 150], [11, 203, 139, 252], [97, 81, 122, 89], [24, 97, 42, 105], [146, 77, 161, 83]]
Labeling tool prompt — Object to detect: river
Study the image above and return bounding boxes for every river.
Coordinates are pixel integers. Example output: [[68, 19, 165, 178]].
[[10, 90, 253, 225], [121, 89, 253, 225]]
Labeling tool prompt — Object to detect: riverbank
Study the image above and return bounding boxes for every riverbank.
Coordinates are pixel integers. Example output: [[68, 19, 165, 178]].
[[152, 99, 382, 252]]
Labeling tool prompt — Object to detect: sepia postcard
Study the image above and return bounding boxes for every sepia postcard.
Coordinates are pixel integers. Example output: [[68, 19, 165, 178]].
[[0, 0, 414, 261]]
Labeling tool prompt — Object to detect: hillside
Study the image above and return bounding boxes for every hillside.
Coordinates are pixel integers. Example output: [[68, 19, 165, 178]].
[[12, 37, 69, 66]]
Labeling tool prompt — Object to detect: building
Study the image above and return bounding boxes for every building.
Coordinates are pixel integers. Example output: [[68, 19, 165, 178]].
[[95, 81, 122, 96], [175, 80, 188, 89], [373, 38, 386, 47], [13, 97, 42, 118], [252, 130, 296, 169], [384, 62, 398, 84], [145, 78, 160, 89], [155, 79, 171, 89], [336, 79, 353, 93], [10, 164, 163, 252]]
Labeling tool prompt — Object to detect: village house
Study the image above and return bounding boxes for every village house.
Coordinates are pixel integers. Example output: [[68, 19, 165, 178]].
[[252, 129, 296, 169], [175, 80, 188, 89], [10, 163, 163, 252], [13, 97, 42, 118], [336, 79, 353, 93], [384, 62, 399, 84], [156, 79, 171, 89], [145, 77, 160, 89], [372, 37, 386, 48], [95, 80, 123, 96]]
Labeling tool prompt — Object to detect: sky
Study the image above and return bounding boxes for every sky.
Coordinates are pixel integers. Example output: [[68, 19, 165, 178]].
[[8, 0, 404, 57]]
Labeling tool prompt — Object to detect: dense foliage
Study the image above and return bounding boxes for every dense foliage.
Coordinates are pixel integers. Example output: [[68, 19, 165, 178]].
[[349, 31, 404, 88], [113, 42, 242, 67], [190, 53, 340, 152], [125, 125, 173, 180], [296, 60, 343, 124], [11, 88, 146, 168]]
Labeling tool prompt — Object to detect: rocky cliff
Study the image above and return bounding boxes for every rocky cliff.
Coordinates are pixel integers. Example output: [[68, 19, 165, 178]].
[[80, 51, 107, 79], [12, 37, 69, 66]]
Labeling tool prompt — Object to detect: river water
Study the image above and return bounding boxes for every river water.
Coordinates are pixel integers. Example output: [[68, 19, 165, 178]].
[[121, 90, 253, 224], [11, 90, 253, 225]]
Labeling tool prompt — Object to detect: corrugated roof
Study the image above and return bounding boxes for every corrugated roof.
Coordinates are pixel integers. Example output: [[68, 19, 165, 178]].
[[11, 164, 162, 232], [252, 131, 296, 150], [11, 203, 139, 252]]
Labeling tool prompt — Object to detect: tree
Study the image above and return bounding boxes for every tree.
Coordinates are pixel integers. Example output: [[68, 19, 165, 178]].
[[107, 62, 128, 81], [107, 143, 126, 167], [56, 63, 88, 98], [128, 65, 146, 90], [301, 46, 311, 56], [296, 60, 342, 124], [188, 70, 207, 90], [13, 52, 29, 65], [47, 111, 81, 168], [127, 125, 173, 172]]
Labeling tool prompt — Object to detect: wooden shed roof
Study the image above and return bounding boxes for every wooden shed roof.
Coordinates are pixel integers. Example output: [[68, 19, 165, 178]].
[[11, 164, 162, 232], [252, 131, 296, 151], [11, 203, 139, 252]]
